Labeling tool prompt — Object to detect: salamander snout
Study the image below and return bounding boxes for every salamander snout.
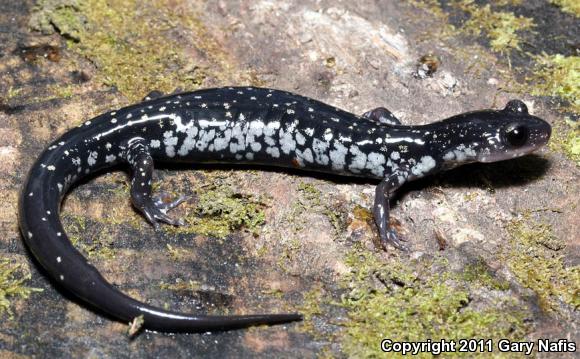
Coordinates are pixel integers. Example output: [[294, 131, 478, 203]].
[[502, 118, 551, 149]]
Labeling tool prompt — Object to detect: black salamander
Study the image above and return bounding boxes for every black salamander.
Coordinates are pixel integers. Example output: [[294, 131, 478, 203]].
[[19, 87, 551, 332]]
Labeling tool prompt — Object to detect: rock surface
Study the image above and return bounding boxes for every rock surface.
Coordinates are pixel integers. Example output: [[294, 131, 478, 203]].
[[0, 0, 578, 358]]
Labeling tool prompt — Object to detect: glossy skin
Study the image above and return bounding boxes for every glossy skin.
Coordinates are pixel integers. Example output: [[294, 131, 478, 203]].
[[19, 87, 551, 332]]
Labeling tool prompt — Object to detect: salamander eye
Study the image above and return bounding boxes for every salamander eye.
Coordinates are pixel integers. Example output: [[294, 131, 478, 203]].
[[504, 124, 529, 147]]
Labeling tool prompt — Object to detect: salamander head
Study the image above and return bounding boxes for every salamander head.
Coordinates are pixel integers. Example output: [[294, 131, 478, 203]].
[[435, 100, 551, 165], [476, 100, 551, 162]]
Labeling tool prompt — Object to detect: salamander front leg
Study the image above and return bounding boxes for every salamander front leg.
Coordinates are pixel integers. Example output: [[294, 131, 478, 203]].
[[123, 137, 186, 229], [373, 177, 408, 251]]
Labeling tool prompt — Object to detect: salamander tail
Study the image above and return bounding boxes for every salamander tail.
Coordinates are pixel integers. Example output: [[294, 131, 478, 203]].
[[19, 150, 301, 333]]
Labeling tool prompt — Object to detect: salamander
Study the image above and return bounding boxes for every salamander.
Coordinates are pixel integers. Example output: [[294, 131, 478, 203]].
[[19, 87, 551, 332]]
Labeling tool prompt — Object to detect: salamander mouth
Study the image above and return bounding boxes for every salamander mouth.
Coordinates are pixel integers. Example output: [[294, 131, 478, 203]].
[[477, 145, 536, 162]]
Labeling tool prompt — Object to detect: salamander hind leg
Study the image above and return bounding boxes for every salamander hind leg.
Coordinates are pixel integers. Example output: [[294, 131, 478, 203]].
[[123, 137, 186, 229], [362, 107, 401, 125], [373, 177, 408, 251]]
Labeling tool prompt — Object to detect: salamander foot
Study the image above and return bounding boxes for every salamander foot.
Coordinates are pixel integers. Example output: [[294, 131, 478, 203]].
[[379, 228, 408, 251], [133, 193, 187, 230]]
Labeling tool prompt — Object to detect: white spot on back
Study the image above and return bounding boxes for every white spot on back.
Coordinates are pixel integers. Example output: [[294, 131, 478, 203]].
[[87, 151, 98, 166], [163, 131, 178, 157]]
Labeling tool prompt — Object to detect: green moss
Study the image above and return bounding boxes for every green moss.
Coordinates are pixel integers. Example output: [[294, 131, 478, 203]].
[[78, 0, 205, 101], [29, 0, 86, 41], [63, 214, 117, 260], [300, 287, 324, 321], [505, 217, 579, 312], [456, 1, 535, 53], [334, 246, 528, 358], [28, 0, 243, 101], [297, 181, 350, 235], [297, 287, 325, 337], [494, 0, 523, 6], [277, 239, 302, 270], [281, 181, 323, 236], [463, 192, 479, 202], [297, 182, 322, 204], [169, 185, 266, 238], [55, 85, 74, 99], [548, 117, 580, 166], [165, 244, 190, 262], [7, 87, 23, 99], [0, 259, 43, 318], [550, 0, 580, 17], [255, 245, 269, 258], [407, 0, 447, 20], [408, 1, 576, 125], [530, 54, 580, 113], [160, 278, 201, 293], [48, 84, 75, 100], [462, 259, 510, 291], [323, 207, 346, 235]]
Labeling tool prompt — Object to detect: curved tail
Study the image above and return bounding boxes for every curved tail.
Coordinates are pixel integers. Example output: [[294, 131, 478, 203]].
[[18, 149, 301, 332]]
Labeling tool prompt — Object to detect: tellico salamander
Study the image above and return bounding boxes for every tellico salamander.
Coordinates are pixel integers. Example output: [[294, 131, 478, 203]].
[[19, 87, 551, 332]]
